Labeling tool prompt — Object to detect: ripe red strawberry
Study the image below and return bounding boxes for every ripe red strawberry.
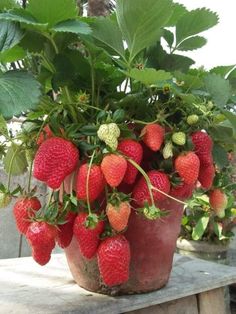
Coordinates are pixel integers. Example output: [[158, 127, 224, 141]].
[[37, 125, 53, 146], [76, 164, 105, 202], [170, 182, 195, 200], [132, 170, 170, 207], [198, 163, 215, 189], [13, 197, 41, 234], [97, 235, 130, 287], [175, 152, 200, 185], [56, 212, 77, 249], [33, 137, 79, 190], [191, 131, 213, 166], [26, 222, 57, 266], [118, 139, 143, 184], [101, 154, 127, 187], [141, 124, 165, 152], [73, 212, 105, 259], [209, 189, 228, 218], [106, 202, 131, 232]]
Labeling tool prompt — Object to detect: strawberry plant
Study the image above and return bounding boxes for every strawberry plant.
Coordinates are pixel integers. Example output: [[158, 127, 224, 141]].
[[0, 0, 235, 292]]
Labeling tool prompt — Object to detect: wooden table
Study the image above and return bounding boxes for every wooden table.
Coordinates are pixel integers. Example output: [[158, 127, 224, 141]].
[[0, 253, 236, 314]]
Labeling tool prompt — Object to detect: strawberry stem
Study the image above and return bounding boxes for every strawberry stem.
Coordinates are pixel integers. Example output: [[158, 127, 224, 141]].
[[27, 160, 33, 193], [86, 150, 96, 215]]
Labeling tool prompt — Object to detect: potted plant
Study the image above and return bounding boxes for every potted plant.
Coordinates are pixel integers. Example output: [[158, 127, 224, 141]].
[[177, 161, 236, 263], [0, 0, 235, 295]]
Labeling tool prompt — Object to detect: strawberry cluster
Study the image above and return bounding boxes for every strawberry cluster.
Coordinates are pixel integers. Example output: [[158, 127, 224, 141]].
[[11, 120, 226, 287]]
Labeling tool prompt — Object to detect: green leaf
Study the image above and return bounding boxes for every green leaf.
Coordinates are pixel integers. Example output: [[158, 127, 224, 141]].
[[3, 143, 28, 175], [192, 216, 209, 240], [204, 73, 231, 108], [213, 222, 227, 240], [210, 65, 236, 78], [91, 16, 125, 59], [116, 0, 173, 61], [223, 111, 236, 133], [162, 29, 174, 49], [213, 144, 229, 169], [0, 0, 18, 11], [52, 19, 91, 35], [128, 68, 172, 86], [166, 3, 187, 26], [0, 45, 26, 63], [0, 115, 8, 137], [177, 36, 207, 51], [176, 8, 218, 44], [0, 71, 41, 119], [0, 9, 47, 27], [0, 20, 24, 52], [209, 125, 235, 144], [27, 0, 78, 27]]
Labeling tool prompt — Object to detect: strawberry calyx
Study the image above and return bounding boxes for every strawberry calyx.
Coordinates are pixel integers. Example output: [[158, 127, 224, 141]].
[[137, 203, 168, 220]]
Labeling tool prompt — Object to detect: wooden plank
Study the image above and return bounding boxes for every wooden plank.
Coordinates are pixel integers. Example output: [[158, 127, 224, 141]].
[[198, 288, 226, 314], [0, 254, 235, 314], [125, 295, 198, 314]]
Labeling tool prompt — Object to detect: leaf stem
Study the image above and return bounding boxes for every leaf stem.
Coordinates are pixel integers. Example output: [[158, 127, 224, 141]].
[[7, 145, 20, 191], [27, 160, 33, 193], [86, 150, 96, 215]]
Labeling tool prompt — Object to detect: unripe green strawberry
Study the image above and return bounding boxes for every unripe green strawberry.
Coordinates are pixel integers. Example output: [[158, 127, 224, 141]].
[[104, 134, 119, 151], [108, 123, 120, 138], [163, 141, 173, 159], [209, 189, 228, 218], [0, 192, 12, 208], [97, 124, 109, 141], [172, 132, 186, 146], [187, 115, 199, 125]]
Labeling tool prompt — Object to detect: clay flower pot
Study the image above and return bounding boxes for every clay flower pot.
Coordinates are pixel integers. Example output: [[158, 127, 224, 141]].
[[65, 199, 183, 295]]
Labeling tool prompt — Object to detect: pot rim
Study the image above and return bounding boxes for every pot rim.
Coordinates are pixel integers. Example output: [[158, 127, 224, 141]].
[[177, 237, 229, 254]]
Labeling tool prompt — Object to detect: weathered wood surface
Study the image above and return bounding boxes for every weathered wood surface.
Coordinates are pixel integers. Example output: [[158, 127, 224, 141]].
[[0, 254, 235, 314], [198, 287, 226, 314]]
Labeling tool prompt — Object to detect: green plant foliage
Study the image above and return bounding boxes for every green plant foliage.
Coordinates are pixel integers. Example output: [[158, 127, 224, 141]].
[[0, 71, 41, 119], [213, 144, 229, 169], [128, 68, 172, 86], [192, 216, 209, 241], [116, 0, 173, 61], [162, 29, 174, 49], [0, 20, 24, 53], [0, 0, 18, 11], [52, 20, 91, 35], [91, 16, 125, 59], [204, 73, 231, 108], [165, 3, 187, 26], [0, 45, 26, 63], [0, 9, 47, 28], [0, 115, 8, 137], [3, 144, 28, 175], [27, 0, 78, 27], [176, 8, 219, 45], [210, 65, 236, 78], [176, 36, 207, 51], [223, 111, 236, 133]]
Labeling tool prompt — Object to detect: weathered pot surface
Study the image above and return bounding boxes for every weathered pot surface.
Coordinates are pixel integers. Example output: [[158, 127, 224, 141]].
[[65, 199, 183, 295], [176, 238, 230, 263]]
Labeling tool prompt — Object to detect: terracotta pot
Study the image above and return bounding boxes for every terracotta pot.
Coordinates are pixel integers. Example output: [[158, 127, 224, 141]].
[[65, 199, 183, 295], [176, 238, 229, 263]]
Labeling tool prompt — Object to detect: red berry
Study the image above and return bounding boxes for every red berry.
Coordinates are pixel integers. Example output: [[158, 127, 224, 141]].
[[141, 124, 165, 152], [101, 154, 127, 187], [26, 222, 57, 266], [198, 163, 215, 190], [106, 202, 131, 232], [209, 189, 228, 213], [33, 137, 79, 190], [170, 182, 195, 200], [56, 212, 77, 249], [73, 212, 105, 259], [13, 197, 41, 234], [97, 235, 130, 287], [175, 152, 200, 185], [76, 164, 105, 203], [132, 170, 170, 207], [191, 131, 213, 166], [118, 139, 143, 184]]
